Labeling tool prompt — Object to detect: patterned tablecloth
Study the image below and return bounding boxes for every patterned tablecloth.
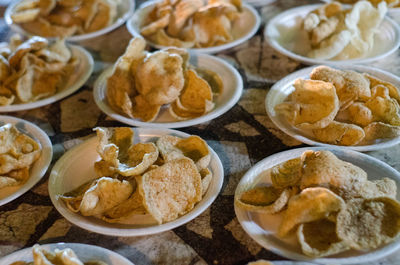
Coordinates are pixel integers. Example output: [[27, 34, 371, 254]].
[[1, 0, 400, 264]]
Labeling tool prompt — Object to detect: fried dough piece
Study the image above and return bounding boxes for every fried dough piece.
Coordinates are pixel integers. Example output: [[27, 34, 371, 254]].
[[363, 122, 400, 141], [307, 30, 352, 60], [179, 69, 214, 112], [106, 38, 147, 117], [278, 187, 345, 237], [167, 0, 204, 37], [336, 197, 400, 250], [199, 167, 212, 196], [138, 157, 202, 224], [365, 96, 400, 126], [8, 36, 48, 68], [236, 186, 298, 214], [364, 73, 400, 103], [300, 150, 367, 192], [311, 16, 339, 47], [346, 102, 373, 127], [135, 50, 185, 105], [297, 219, 349, 258], [270, 157, 302, 189], [275, 79, 339, 130], [132, 95, 161, 122], [310, 66, 371, 109], [156, 135, 211, 170], [312, 121, 365, 146]]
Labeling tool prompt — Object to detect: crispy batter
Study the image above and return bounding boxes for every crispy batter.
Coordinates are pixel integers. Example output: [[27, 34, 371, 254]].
[[278, 187, 345, 237], [138, 157, 202, 224], [275, 78, 339, 130], [312, 121, 365, 146], [337, 197, 400, 250]]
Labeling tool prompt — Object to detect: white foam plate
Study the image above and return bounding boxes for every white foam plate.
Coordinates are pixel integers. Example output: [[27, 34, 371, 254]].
[[265, 65, 400, 152], [0, 115, 52, 206], [49, 128, 224, 237], [235, 147, 400, 264], [244, 0, 276, 7], [126, 0, 260, 54], [0, 243, 134, 265], [0, 45, 93, 112], [264, 4, 400, 65], [94, 53, 243, 128], [4, 0, 135, 42]]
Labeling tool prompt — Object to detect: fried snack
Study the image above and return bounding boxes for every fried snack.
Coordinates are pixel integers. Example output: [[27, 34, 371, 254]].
[[236, 186, 298, 214], [270, 157, 302, 189], [304, 1, 387, 60], [60, 127, 213, 225], [336, 197, 400, 250], [0, 123, 41, 189], [235, 150, 400, 257], [312, 121, 365, 146], [11, 0, 121, 38], [279, 65, 400, 145], [156, 134, 211, 170], [138, 157, 202, 224], [300, 150, 367, 191], [0, 36, 78, 106], [274, 78, 339, 130], [310, 65, 371, 109], [297, 219, 349, 257], [106, 37, 221, 122], [10, 244, 109, 265], [60, 177, 134, 216], [141, 0, 243, 48], [336, 0, 400, 7], [278, 187, 345, 237]]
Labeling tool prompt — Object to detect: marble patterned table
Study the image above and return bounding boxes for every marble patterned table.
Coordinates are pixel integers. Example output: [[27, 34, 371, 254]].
[[1, 0, 400, 264]]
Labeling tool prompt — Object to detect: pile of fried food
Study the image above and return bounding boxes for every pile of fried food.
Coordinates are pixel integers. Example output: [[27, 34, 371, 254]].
[[11, 0, 121, 37], [140, 0, 244, 48], [0, 124, 41, 190], [338, 0, 400, 7], [107, 37, 222, 122], [0, 35, 78, 106], [59, 127, 212, 225], [236, 150, 400, 258], [303, 1, 387, 60], [11, 244, 107, 265], [275, 66, 400, 146]]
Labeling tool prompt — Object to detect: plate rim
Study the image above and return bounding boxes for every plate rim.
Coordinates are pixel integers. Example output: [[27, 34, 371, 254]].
[[265, 64, 400, 152], [0, 242, 134, 265], [4, 0, 135, 42], [126, 0, 261, 54], [0, 44, 94, 112], [264, 4, 400, 65], [0, 115, 53, 206], [48, 127, 224, 237], [93, 53, 243, 128], [234, 146, 400, 264]]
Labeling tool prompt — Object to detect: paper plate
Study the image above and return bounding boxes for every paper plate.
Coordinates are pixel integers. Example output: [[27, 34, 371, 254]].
[[0, 243, 134, 265], [0, 45, 93, 112], [235, 146, 400, 264], [4, 0, 134, 42], [0, 115, 52, 206], [126, 0, 260, 54], [264, 4, 400, 65], [48, 128, 224, 237], [265, 65, 400, 152], [93, 53, 243, 128]]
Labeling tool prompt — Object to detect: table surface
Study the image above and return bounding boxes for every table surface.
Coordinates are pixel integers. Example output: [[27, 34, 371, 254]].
[[2, 0, 400, 264]]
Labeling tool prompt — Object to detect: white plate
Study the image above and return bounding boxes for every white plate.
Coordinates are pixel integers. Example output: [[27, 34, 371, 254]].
[[235, 146, 400, 264], [244, 0, 276, 7], [0, 243, 134, 265], [93, 53, 243, 128], [49, 128, 224, 237], [126, 0, 260, 54], [264, 4, 400, 65], [0, 45, 93, 112], [0, 115, 52, 206], [4, 0, 135, 42], [265, 65, 400, 152]]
